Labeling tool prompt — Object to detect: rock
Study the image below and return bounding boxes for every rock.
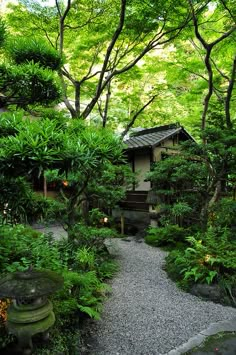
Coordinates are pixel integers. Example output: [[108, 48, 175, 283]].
[[190, 284, 222, 302]]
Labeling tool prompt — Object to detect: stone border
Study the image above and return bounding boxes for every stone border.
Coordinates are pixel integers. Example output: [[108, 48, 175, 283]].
[[164, 317, 236, 355]]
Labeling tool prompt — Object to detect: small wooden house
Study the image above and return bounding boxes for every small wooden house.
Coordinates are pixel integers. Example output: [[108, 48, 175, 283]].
[[113, 123, 194, 233]]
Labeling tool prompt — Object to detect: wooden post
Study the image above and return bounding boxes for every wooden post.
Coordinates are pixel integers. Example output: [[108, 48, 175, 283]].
[[121, 212, 125, 235], [43, 175, 47, 198]]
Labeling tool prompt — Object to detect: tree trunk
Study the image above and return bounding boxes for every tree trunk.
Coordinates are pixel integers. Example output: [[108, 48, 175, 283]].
[[209, 180, 222, 209], [225, 55, 236, 129], [43, 175, 47, 198], [81, 194, 89, 224], [102, 80, 111, 128], [200, 200, 209, 230]]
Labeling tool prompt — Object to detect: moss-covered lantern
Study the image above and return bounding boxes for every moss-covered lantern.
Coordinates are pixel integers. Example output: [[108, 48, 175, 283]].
[[0, 268, 63, 354]]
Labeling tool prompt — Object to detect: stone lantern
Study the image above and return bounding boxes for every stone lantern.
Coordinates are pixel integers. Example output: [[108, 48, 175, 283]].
[[0, 268, 63, 354], [146, 190, 162, 227]]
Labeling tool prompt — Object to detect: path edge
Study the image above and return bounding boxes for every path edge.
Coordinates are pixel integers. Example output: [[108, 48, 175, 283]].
[[164, 317, 236, 355]]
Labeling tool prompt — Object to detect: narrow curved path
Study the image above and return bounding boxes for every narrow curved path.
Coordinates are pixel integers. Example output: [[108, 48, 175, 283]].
[[82, 237, 236, 355]]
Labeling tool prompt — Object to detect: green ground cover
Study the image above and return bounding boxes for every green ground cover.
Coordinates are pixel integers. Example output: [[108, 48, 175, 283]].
[[186, 332, 236, 355]]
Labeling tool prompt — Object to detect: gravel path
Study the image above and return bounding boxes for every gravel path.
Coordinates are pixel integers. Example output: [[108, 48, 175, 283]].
[[82, 237, 236, 355], [31, 223, 68, 240]]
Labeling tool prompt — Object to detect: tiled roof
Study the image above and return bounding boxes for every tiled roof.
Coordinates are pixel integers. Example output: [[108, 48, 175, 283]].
[[124, 125, 183, 150]]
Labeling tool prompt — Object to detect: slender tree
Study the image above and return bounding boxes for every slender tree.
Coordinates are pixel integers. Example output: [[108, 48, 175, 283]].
[[188, 0, 236, 131]]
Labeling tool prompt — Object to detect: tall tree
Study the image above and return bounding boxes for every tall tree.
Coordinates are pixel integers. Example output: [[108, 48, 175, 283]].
[[163, 1, 236, 133], [188, 0, 236, 130], [4, 1, 236, 133], [6, 0, 191, 128]]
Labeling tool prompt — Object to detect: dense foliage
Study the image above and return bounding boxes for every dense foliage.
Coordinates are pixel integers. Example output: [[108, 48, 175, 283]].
[[0, 113, 133, 228], [2, 1, 235, 134], [147, 128, 236, 229], [0, 224, 118, 353], [0, 22, 61, 109], [0, 66, 131, 351], [165, 226, 236, 305], [145, 128, 236, 305]]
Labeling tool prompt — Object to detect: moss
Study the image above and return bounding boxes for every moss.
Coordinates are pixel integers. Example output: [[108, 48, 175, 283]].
[[185, 332, 236, 354]]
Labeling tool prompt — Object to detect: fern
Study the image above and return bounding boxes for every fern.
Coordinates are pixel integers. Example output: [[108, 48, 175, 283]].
[[206, 271, 218, 285], [78, 305, 100, 320]]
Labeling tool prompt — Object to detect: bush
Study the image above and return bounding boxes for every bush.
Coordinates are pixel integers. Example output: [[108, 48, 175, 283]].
[[0, 62, 61, 106], [97, 259, 119, 280], [0, 224, 42, 271], [0, 325, 14, 351], [33, 330, 77, 355], [55, 268, 110, 322], [145, 224, 188, 247], [165, 227, 236, 304], [88, 208, 107, 226], [209, 198, 236, 233], [0, 176, 66, 224], [69, 223, 118, 251], [0, 224, 117, 352], [7, 37, 63, 70]]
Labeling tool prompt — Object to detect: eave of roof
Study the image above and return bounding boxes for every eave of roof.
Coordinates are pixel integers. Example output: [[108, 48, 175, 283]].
[[124, 127, 189, 150]]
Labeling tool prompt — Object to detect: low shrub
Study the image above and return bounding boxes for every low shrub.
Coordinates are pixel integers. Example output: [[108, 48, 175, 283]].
[[0, 224, 42, 272], [97, 259, 119, 280], [32, 330, 78, 355], [145, 224, 188, 248], [209, 198, 236, 234], [88, 208, 108, 227], [165, 227, 236, 305], [0, 176, 65, 224], [69, 223, 118, 251], [53, 269, 108, 322], [0, 223, 117, 352]]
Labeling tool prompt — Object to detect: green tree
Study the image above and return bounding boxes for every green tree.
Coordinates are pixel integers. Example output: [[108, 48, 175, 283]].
[[147, 128, 236, 228], [0, 115, 132, 228], [5, 0, 191, 128], [160, 1, 236, 134], [188, 0, 236, 130], [0, 18, 6, 47], [0, 19, 61, 109], [147, 154, 208, 227], [4, 1, 236, 134]]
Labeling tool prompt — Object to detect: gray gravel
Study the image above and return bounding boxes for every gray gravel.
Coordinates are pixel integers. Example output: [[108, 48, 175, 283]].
[[31, 223, 68, 240], [82, 237, 236, 355]]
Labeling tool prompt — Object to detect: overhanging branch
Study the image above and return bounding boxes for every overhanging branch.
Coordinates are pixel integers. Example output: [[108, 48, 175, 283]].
[[120, 95, 157, 139]]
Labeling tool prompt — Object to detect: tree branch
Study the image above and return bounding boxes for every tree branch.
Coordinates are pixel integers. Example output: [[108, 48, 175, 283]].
[[183, 67, 225, 102], [209, 25, 236, 48], [120, 95, 157, 139], [211, 58, 229, 81], [102, 79, 111, 128], [81, 0, 126, 119], [79, 46, 102, 84], [225, 55, 236, 128], [58, 71, 77, 117], [220, 0, 236, 23], [81, 8, 190, 120], [58, 0, 72, 57], [188, 0, 236, 131], [55, 0, 62, 17]]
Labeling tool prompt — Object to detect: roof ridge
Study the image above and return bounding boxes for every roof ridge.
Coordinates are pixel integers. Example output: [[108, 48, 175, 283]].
[[131, 123, 180, 137]]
